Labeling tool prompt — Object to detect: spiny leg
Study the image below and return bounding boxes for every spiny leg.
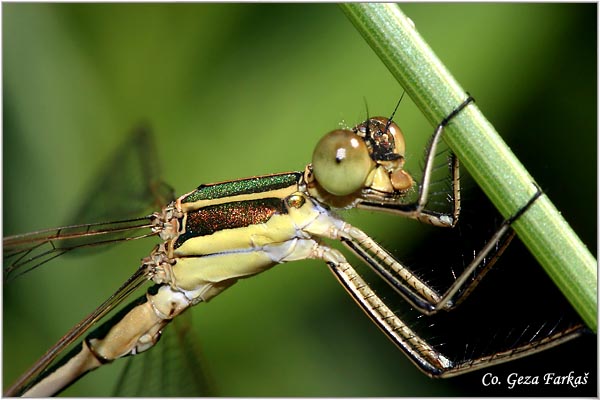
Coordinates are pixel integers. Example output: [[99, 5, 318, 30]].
[[310, 243, 452, 376], [337, 184, 543, 316], [345, 94, 536, 314], [410, 96, 474, 227], [310, 96, 585, 375], [429, 189, 543, 311], [314, 197, 586, 377]]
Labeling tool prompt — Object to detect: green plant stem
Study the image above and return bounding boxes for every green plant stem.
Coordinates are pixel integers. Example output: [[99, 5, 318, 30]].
[[341, 3, 597, 331]]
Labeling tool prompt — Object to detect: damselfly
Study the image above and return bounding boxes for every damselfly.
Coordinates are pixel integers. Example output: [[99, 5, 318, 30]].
[[4, 95, 589, 396]]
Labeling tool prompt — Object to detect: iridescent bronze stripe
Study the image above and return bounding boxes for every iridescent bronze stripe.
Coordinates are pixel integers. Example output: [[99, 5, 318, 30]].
[[174, 198, 286, 249]]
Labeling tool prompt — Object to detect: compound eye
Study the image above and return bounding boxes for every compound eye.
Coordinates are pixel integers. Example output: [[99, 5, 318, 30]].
[[311, 129, 373, 196], [386, 120, 406, 158], [367, 117, 406, 159]]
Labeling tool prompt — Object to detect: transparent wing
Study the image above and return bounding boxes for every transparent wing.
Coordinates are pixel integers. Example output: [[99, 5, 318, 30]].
[[68, 124, 175, 224], [4, 125, 183, 395], [113, 314, 216, 396], [3, 217, 157, 281], [4, 125, 174, 282]]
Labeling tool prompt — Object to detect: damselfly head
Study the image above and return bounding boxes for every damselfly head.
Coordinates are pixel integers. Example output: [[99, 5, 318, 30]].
[[354, 116, 413, 194], [354, 117, 406, 162], [307, 116, 414, 205], [310, 129, 374, 197]]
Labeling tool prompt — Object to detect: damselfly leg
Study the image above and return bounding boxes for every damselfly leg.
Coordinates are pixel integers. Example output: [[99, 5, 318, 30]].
[[304, 96, 586, 377]]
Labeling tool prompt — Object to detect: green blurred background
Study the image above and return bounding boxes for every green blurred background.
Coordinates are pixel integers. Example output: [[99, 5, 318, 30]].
[[3, 3, 596, 397]]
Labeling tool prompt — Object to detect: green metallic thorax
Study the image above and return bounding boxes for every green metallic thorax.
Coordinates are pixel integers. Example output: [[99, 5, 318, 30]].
[[174, 172, 303, 250], [181, 172, 302, 203]]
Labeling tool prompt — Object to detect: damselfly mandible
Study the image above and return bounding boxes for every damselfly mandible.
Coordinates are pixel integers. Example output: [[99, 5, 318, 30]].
[[4, 96, 587, 396]]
